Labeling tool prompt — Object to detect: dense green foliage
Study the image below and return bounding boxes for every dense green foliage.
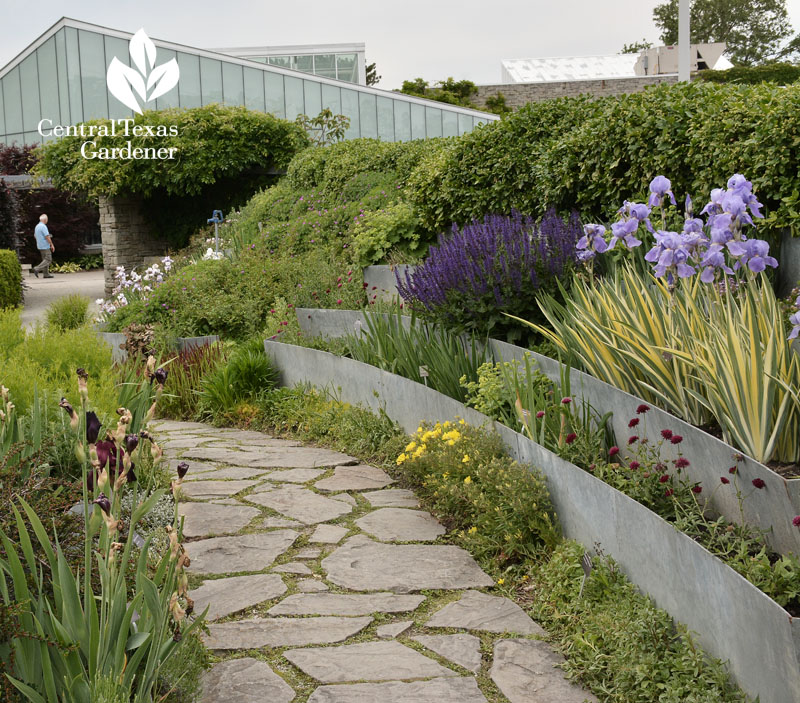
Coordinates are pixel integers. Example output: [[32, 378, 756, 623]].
[[45, 294, 91, 332], [406, 82, 800, 236], [0, 183, 20, 250], [699, 61, 800, 84], [0, 250, 21, 309], [35, 105, 309, 198]]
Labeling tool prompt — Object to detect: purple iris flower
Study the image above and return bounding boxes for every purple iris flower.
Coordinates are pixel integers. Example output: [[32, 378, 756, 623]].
[[700, 188, 726, 216], [789, 310, 800, 340], [682, 217, 704, 235], [727, 174, 752, 193], [699, 245, 734, 282], [645, 231, 697, 280], [721, 192, 753, 227], [86, 411, 102, 444], [734, 238, 778, 273], [648, 176, 677, 208], [609, 218, 642, 250], [576, 224, 607, 260]]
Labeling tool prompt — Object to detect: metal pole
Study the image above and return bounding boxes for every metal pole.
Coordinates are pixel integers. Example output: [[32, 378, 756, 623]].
[[679, 0, 691, 82]]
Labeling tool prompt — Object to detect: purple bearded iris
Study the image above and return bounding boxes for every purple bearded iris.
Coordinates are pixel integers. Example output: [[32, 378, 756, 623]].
[[644, 230, 697, 281], [648, 176, 677, 208], [699, 245, 734, 282], [576, 224, 607, 261], [734, 238, 778, 273]]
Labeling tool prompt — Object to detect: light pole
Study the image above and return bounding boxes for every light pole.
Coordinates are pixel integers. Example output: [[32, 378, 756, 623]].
[[679, 0, 691, 82]]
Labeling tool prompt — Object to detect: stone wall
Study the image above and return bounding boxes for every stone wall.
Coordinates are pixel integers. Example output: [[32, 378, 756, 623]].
[[475, 75, 679, 109], [99, 195, 167, 295]]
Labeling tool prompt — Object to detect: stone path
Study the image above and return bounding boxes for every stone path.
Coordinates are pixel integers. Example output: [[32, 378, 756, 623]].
[[153, 420, 599, 703]]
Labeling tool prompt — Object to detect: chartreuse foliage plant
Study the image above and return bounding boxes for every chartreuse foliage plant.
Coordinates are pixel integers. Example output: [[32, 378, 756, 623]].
[[35, 104, 309, 198], [0, 250, 22, 309]]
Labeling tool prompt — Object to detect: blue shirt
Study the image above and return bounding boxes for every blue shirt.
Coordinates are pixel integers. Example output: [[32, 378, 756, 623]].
[[34, 222, 50, 249]]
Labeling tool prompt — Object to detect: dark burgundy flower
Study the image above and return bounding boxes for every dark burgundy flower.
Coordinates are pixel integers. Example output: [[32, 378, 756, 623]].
[[85, 411, 102, 444], [535, 410, 545, 419], [126, 465, 137, 483], [629, 461, 640, 470], [628, 418, 639, 428], [154, 368, 168, 385], [125, 434, 139, 454], [94, 493, 111, 514], [675, 457, 690, 468], [608, 446, 620, 457], [76, 368, 88, 381], [793, 516, 800, 527], [95, 439, 121, 471], [728, 466, 737, 474], [691, 485, 703, 494], [636, 404, 650, 414], [665, 489, 674, 497], [561, 397, 572, 405], [661, 429, 673, 440], [588, 463, 596, 471], [659, 474, 670, 483], [720, 476, 730, 484], [177, 462, 190, 479], [628, 435, 639, 445], [752, 478, 766, 489], [565, 432, 577, 444], [670, 435, 683, 445]]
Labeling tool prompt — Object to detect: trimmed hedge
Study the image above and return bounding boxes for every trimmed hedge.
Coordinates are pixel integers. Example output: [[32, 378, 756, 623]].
[[698, 63, 800, 85], [406, 82, 800, 236], [0, 250, 22, 309]]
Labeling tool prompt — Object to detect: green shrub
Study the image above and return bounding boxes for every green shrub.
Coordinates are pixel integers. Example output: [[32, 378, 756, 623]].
[[699, 63, 800, 85], [351, 201, 423, 266], [156, 343, 226, 421], [45, 293, 91, 331], [199, 337, 278, 416], [0, 250, 22, 309]]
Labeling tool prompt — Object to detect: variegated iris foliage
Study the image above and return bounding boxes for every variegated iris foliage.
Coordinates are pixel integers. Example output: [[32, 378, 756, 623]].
[[524, 175, 800, 465], [0, 365, 202, 702]]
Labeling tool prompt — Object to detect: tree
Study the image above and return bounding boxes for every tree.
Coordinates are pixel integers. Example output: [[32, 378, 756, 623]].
[[398, 77, 479, 107], [621, 39, 653, 54], [295, 109, 350, 146], [366, 62, 381, 86], [652, 0, 793, 65]]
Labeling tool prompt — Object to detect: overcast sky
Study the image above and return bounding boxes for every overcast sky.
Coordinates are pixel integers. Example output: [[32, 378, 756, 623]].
[[3, 0, 800, 88]]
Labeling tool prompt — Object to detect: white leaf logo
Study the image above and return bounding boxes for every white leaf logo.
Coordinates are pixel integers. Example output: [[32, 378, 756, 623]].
[[106, 29, 180, 114]]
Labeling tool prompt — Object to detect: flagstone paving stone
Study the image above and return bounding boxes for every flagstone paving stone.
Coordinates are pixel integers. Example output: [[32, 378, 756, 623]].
[[362, 488, 420, 508], [205, 616, 373, 650], [412, 634, 483, 673], [151, 420, 210, 432], [268, 593, 425, 616], [306, 677, 488, 703], [377, 620, 413, 639], [200, 657, 294, 703], [322, 536, 494, 593], [189, 573, 287, 621], [490, 638, 600, 702], [187, 530, 298, 575], [297, 578, 330, 592], [178, 479, 259, 500], [425, 590, 544, 635], [314, 464, 395, 491], [284, 640, 457, 683], [261, 468, 327, 483], [247, 485, 353, 524], [355, 507, 445, 542], [309, 524, 349, 543], [272, 561, 312, 575], [167, 421, 598, 703], [178, 502, 260, 538]]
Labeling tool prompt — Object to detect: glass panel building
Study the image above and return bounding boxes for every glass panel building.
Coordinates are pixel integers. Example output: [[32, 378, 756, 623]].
[[0, 18, 497, 147], [216, 44, 363, 84]]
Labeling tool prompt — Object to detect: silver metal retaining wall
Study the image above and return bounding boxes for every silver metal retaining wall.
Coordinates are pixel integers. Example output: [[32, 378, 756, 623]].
[[263, 339, 800, 703], [362, 265, 414, 302], [295, 307, 800, 556]]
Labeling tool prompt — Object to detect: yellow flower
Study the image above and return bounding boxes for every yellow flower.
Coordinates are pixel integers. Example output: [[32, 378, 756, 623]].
[[459, 419, 466, 425], [462, 454, 470, 463], [497, 578, 505, 585], [413, 445, 426, 459], [463, 476, 472, 484], [522, 574, 530, 581], [442, 430, 461, 442], [443, 420, 451, 428], [446, 439, 456, 446], [416, 426, 423, 434], [443, 472, 450, 479], [396, 453, 407, 465], [468, 526, 477, 534], [405, 441, 417, 452]]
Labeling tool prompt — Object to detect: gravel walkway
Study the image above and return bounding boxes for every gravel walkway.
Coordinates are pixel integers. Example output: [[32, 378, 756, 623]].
[[153, 420, 599, 703]]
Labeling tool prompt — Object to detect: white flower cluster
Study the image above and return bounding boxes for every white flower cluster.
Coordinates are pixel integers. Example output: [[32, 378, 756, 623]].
[[202, 247, 224, 260], [95, 256, 173, 318]]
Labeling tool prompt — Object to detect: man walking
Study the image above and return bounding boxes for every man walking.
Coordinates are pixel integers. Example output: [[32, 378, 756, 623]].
[[32, 213, 54, 278]]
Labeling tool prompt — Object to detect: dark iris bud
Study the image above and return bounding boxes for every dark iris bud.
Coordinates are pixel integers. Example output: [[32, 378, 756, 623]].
[[76, 368, 88, 381], [125, 434, 139, 454], [139, 430, 152, 441], [154, 368, 168, 385], [176, 462, 189, 479], [86, 411, 102, 444], [94, 493, 111, 515], [59, 397, 74, 414], [172, 627, 182, 642], [126, 465, 137, 483]]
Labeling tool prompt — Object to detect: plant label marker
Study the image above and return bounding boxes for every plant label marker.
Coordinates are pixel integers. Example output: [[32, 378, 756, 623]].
[[578, 552, 593, 598]]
